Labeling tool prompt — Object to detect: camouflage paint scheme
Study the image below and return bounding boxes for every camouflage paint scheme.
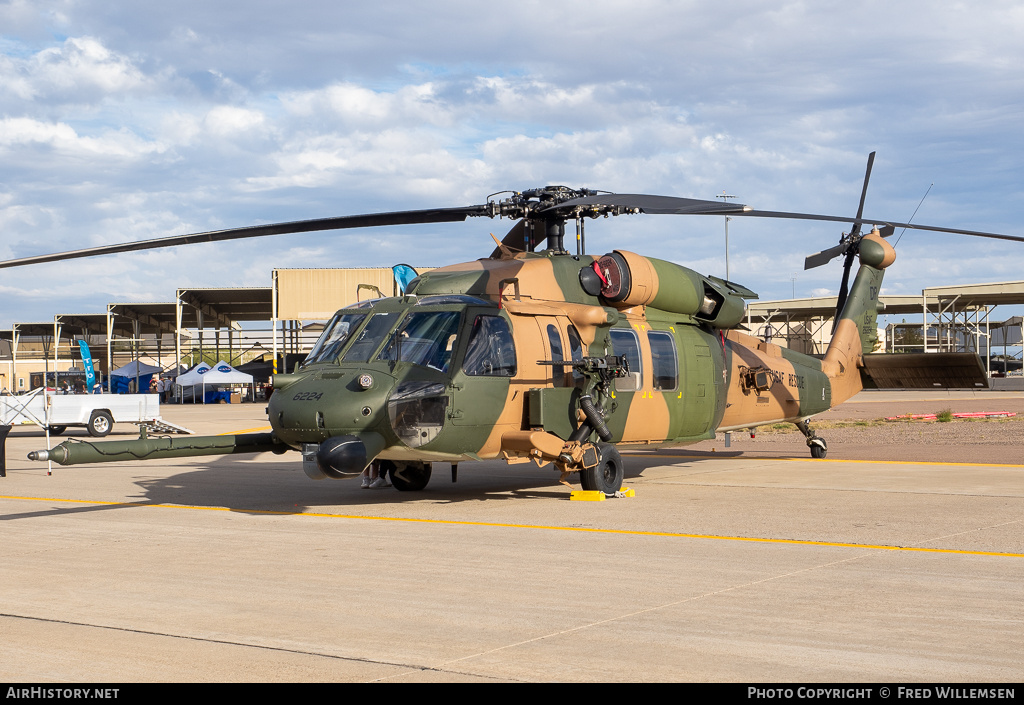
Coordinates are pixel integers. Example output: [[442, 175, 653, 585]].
[[270, 230, 893, 468], [34, 230, 895, 480]]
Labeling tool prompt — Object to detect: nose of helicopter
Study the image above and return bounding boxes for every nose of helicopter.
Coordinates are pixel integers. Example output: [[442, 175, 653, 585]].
[[269, 366, 456, 479], [268, 369, 397, 476]]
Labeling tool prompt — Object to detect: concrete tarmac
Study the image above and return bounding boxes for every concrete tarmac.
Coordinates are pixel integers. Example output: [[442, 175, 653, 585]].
[[1, 394, 1022, 682]]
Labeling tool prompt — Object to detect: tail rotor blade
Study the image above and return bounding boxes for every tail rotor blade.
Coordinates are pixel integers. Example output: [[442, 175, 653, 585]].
[[851, 152, 876, 238], [829, 152, 875, 333], [804, 243, 848, 270], [831, 249, 857, 334]]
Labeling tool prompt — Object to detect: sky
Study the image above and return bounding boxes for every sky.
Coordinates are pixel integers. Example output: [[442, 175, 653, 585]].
[[2, 0, 1023, 329]]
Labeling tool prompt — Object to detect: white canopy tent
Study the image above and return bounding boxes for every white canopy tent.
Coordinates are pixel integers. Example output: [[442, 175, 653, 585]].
[[175, 362, 211, 386], [175, 361, 254, 403], [174, 362, 210, 403], [204, 361, 254, 385]]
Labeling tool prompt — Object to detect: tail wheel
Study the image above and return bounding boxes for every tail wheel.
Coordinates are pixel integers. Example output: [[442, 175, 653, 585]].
[[579, 444, 624, 494], [809, 437, 827, 459], [388, 461, 432, 491], [87, 410, 113, 437]]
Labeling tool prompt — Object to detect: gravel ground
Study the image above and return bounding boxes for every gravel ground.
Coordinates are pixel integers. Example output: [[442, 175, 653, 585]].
[[667, 392, 1024, 465]]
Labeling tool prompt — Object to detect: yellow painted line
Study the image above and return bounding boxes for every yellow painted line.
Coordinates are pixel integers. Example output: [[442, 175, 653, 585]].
[[621, 453, 1024, 468], [2, 494, 1022, 559], [217, 426, 273, 436]]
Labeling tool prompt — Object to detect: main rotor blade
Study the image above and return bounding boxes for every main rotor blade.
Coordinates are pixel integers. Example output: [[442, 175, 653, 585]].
[[0, 206, 487, 270], [554, 190, 1024, 244], [733, 210, 1024, 244], [2, 184, 1020, 274], [545, 193, 752, 215]]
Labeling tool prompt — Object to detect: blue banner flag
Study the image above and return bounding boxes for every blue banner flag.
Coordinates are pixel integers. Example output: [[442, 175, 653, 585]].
[[78, 339, 96, 391]]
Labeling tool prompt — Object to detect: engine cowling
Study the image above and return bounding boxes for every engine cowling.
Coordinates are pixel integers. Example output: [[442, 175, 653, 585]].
[[581, 250, 751, 328]]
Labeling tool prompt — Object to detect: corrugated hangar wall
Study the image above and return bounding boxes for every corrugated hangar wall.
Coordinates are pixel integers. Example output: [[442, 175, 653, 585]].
[[274, 268, 432, 320]]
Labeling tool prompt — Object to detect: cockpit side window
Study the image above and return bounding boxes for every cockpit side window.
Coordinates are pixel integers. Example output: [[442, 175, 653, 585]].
[[463, 315, 517, 376], [304, 312, 367, 365]]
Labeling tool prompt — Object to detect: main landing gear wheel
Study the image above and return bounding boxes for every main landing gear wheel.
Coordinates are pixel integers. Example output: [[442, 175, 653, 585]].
[[579, 443, 624, 494], [388, 461, 432, 492], [87, 410, 113, 437]]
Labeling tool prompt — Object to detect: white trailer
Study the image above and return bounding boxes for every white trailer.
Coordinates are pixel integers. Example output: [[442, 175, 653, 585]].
[[0, 389, 190, 437]]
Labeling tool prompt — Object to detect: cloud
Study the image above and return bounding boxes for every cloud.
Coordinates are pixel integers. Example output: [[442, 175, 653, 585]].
[[0, 117, 164, 160], [0, 36, 151, 104], [0, 3, 1023, 328], [282, 82, 454, 129]]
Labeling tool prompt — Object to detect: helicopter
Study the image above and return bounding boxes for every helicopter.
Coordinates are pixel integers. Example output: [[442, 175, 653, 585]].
[[7, 154, 1024, 494]]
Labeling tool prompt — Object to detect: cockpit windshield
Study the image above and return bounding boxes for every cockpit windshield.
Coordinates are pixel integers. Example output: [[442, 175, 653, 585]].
[[377, 311, 461, 372], [342, 312, 402, 363], [303, 312, 367, 365], [305, 307, 472, 372]]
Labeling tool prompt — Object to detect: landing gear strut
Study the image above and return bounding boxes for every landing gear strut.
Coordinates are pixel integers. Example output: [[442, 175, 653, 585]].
[[795, 420, 827, 459]]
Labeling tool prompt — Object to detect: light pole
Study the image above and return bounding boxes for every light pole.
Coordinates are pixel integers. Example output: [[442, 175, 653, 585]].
[[717, 191, 736, 280]]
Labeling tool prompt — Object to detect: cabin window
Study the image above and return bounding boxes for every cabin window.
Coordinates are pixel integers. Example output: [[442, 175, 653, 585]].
[[567, 325, 585, 383], [609, 328, 643, 391], [377, 311, 461, 372], [463, 315, 517, 376], [304, 312, 367, 364], [648, 330, 679, 391], [567, 325, 584, 361], [342, 312, 401, 362], [546, 324, 565, 385]]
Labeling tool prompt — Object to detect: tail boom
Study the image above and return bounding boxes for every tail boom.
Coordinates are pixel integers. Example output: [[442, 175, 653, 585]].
[[822, 231, 895, 406]]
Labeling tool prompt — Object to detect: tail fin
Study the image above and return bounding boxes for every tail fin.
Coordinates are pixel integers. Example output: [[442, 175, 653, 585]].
[[822, 230, 895, 405]]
